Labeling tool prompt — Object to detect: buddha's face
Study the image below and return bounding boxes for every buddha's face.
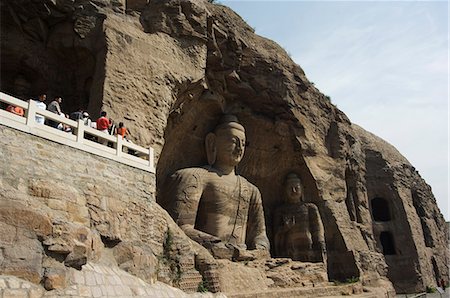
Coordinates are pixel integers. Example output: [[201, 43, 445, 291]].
[[286, 178, 303, 203], [214, 126, 246, 167]]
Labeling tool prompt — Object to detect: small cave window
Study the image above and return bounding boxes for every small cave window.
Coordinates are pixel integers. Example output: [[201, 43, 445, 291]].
[[371, 197, 391, 222], [380, 231, 396, 255]]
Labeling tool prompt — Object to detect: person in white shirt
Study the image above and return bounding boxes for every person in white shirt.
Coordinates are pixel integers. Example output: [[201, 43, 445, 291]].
[[34, 94, 47, 124]]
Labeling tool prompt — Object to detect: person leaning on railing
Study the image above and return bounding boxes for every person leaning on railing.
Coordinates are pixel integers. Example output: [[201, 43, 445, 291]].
[[116, 122, 136, 155], [116, 122, 128, 139], [47, 96, 63, 128], [6, 104, 24, 117], [96, 111, 110, 133]]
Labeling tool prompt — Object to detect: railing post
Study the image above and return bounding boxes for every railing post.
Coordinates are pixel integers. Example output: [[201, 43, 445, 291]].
[[76, 119, 84, 143], [26, 100, 36, 127], [116, 135, 123, 157], [148, 147, 154, 170]]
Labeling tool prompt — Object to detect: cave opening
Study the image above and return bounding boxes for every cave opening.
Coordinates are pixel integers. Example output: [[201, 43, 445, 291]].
[[380, 231, 396, 255], [371, 197, 391, 222]]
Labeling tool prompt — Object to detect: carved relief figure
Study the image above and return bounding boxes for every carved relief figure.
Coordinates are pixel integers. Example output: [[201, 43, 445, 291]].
[[165, 115, 270, 259], [273, 173, 326, 263]]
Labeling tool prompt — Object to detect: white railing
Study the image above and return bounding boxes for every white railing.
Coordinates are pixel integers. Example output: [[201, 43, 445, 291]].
[[0, 91, 155, 173]]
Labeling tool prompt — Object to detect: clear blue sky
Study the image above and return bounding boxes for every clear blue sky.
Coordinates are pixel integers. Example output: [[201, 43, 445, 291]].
[[221, 0, 449, 220]]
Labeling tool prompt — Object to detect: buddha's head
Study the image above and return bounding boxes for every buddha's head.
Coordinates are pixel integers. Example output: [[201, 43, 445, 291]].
[[206, 114, 246, 170], [285, 173, 303, 203]]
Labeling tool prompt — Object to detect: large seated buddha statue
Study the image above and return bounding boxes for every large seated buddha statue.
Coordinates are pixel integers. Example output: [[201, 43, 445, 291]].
[[164, 115, 270, 260]]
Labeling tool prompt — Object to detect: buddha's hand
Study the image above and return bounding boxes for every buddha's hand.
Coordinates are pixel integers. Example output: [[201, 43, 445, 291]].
[[209, 241, 235, 260], [201, 234, 222, 245]]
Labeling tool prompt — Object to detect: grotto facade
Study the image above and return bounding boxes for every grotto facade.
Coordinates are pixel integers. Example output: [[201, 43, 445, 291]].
[[0, 0, 448, 296]]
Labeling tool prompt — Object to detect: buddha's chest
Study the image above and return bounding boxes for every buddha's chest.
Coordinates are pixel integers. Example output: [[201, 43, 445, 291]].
[[201, 176, 252, 217], [279, 205, 310, 228]]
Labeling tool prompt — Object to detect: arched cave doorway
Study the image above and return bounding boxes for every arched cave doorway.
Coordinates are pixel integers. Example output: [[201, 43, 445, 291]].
[[371, 197, 391, 222], [380, 231, 396, 255]]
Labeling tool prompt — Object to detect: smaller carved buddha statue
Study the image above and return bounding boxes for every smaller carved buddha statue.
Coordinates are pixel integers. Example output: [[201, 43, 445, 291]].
[[273, 173, 326, 263]]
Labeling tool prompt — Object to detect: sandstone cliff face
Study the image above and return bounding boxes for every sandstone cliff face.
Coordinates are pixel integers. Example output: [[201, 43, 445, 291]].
[[1, 0, 448, 294], [353, 125, 449, 292]]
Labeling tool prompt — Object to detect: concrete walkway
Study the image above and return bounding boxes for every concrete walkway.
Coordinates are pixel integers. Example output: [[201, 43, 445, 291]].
[[395, 288, 450, 298]]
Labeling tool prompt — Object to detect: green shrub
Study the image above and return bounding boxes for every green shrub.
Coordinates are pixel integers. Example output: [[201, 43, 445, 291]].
[[332, 276, 359, 286], [158, 228, 182, 283], [198, 278, 209, 292]]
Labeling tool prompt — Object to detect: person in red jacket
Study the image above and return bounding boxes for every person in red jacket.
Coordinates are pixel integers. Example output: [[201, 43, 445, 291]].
[[96, 111, 111, 144]]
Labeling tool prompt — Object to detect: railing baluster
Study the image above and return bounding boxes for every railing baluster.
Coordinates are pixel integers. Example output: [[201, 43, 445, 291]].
[[76, 119, 84, 143], [149, 147, 154, 169], [116, 135, 123, 157], [26, 100, 36, 127]]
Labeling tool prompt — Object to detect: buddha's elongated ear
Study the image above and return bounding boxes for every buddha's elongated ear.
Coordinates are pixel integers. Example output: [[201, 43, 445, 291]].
[[205, 132, 216, 166]]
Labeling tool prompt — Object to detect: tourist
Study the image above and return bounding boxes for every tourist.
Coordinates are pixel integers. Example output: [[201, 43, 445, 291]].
[[82, 111, 91, 126], [116, 122, 135, 155], [108, 118, 117, 135], [96, 111, 110, 144], [48, 96, 62, 115], [47, 96, 63, 128], [70, 108, 83, 121], [107, 118, 116, 147], [116, 122, 128, 139], [57, 114, 72, 132], [96, 111, 110, 133], [6, 104, 24, 117], [34, 94, 46, 124], [81, 112, 97, 141]]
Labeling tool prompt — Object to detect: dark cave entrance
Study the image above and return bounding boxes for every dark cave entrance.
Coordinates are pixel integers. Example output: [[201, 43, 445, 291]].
[[380, 231, 396, 255], [371, 197, 391, 222]]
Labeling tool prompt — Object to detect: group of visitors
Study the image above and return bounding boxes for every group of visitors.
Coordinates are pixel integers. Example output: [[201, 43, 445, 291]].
[[94, 111, 129, 145], [4, 93, 130, 146]]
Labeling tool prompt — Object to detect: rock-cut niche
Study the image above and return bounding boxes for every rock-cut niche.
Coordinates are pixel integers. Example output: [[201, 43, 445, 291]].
[[379, 231, 395, 255], [156, 86, 361, 282], [371, 197, 391, 222], [0, 3, 106, 116]]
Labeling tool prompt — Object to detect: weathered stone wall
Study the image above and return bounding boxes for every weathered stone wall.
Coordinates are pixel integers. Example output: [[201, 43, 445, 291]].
[[0, 124, 215, 293]]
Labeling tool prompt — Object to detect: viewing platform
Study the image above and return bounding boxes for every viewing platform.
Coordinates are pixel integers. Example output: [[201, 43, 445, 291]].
[[0, 91, 155, 173]]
